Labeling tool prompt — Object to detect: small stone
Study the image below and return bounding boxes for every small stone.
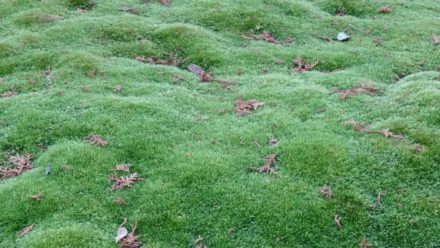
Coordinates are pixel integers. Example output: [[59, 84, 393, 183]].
[[337, 32, 350, 42]]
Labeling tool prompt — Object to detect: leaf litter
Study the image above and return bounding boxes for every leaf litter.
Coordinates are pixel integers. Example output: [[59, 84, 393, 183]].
[[235, 98, 264, 116], [116, 219, 141, 248], [0, 153, 33, 179], [244, 31, 294, 44], [88, 134, 108, 147], [115, 164, 130, 172], [134, 53, 185, 67], [250, 153, 277, 174], [335, 84, 380, 100], [292, 56, 319, 73], [378, 6, 392, 13], [345, 120, 403, 140], [320, 184, 333, 199], [1, 91, 17, 98], [110, 173, 143, 191]]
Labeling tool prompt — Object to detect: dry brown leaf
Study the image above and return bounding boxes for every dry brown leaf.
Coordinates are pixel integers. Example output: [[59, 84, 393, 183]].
[[200, 71, 213, 82], [235, 98, 264, 116], [374, 38, 383, 46], [0, 153, 33, 179], [345, 119, 368, 132], [292, 56, 319, 73], [110, 173, 143, 191], [320, 184, 333, 199], [334, 215, 342, 230], [29, 192, 44, 201], [117, 220, 141, 248], [160, 0, 170, 6], [359, 237, 369, 248], [115, 164, 130, 172], [378, 5, 392, 13], [1, 91, 16, 98], [251, 153, 277, 174], [432, 34, 440, 45], [19, 224, 34, 237], [88, 134, 108, 147], [313, 34, 332, 42], [335, 84, 380, 100], [252, 31, 278, 44]]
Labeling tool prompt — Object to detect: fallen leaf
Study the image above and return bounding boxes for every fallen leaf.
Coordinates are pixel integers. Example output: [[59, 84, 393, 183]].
[[1, 91, 16, 98], [235, 98, 264, 116], [0, 154, 33, 179], [117, 220, 141, 248], [252, 31, 278, 44], [334, 215, 342, 230], [378, 5, 392, 13], [320, 184, 333, 199], [432, 34, 440, 45], [292, 56, 319, 73], [115, 164, 130, 172], [19, 224, 34, 237], [88, 134, 108, 147], [335, 84, 380, 100], [29, 192, 44, 201], [160, 0, 170, 6], [110, 173, 143, 191], [251, 153, 277, 174], [359, 237, 369, 248], [374, 38, 383, 46], [199, 71, 213, 82]]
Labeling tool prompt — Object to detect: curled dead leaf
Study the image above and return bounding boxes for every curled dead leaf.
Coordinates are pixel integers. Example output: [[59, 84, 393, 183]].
[[251, 153, 277, 174], [378, 6, 392, 13], [320, 184, 333, 199], [292, 56, 319, 73], [88, 134, 108, 147], [110, 173, 143, 191], [117, 219, 141, 248], [19, 224, 34, 237], [1, 91, 16, 98], [235, 98, 264, 116], [335, 84, 380, 100]]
